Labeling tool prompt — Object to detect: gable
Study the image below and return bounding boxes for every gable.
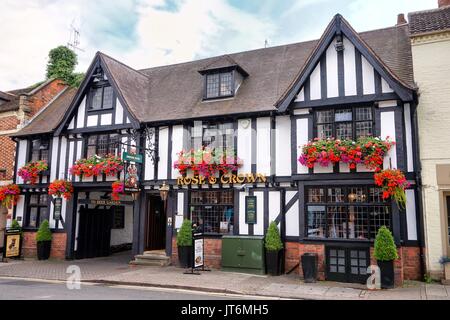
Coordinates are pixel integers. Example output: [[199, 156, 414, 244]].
[[55, 53, 140, 135], [277, 14, 415, 111]]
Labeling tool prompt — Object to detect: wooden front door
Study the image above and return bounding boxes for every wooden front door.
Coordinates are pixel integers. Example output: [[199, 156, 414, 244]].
[[76, 206, 112, 259], [145, 195, 166, 251]]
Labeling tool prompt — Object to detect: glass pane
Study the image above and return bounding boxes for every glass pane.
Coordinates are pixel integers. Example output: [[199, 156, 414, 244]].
[[40, 150, 49, 162], [90, 87, 103, 110], [351, 206, 369, 240], [220, 72, 232, 96], [351, 267, 359, 274], [31, 150, 40, 162], [348, 187, 366, 203], [191, 192, 202, 204], [308, 188, 325, 203], [30, 195, 39, 205], [307, 206, 326, 238], [317, 124, 333, 139], [39, 207, 49, 223], [32, 139, 40, 150], [40, 139, 49, 150], [335, 109, 352, 122], [327, 206, 347, 239], [97, 134, 108, 157], [369, 206, 391, 240], [330, 266, 337, 273], [206, 74, 219, 98], [88, 135, 97, 145], [330, 258, 337, 265], [87, 146, 96, 158], [328, 188, 345, 203], [102, 86, 114, 109], [316, 110, 333, 124], [29, 207, 38, 228], [39, 194, 48, 205], [356, 121, 373, 138], [108, 134, 119, 155], [369, 188, 386, 203], [360, 267, 367, 275], [336, 122, 352, 140], [355, 107, 372, 121], [338, 266, 345, 273], [351, 259, 358, 266]]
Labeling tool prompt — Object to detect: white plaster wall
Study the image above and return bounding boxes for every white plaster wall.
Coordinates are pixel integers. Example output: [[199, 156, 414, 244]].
[[362, 56, 375, 95], [144, 129, 155, 180], [50, 137, 59, 181], [406, 190, 418, 241], [285, 191, 299, 237], [172, 125, 184, 179], [239, 191, 248, 235], [269, 191, 280, 228], [76, 96, 86, 129], [115, 99, 124, 124], [275, 116, 291, 176], [100, 113, 112, 126], [158, 127, 169, 180], [326, 40, 339, 98], [380, 111, 397, 169], [343, 36, 357, 96], [87, 115, 98, 127], [310, 63, 321, 100], [404, 103, 414, 172], [15, 140, 27, 184], [297, 118, 309, 174], [237, 119, 252, 174], [253, 191, 264, 236], [256, 117, 271, 176]]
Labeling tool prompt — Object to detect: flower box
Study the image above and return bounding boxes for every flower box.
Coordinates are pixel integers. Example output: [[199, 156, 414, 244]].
[[18, 161, 48, 184], [70, 154, 124, 178]]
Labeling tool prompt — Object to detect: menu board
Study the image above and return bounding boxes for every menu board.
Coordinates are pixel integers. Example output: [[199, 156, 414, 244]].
[[193, 233, 204, 268], [245, 196, 257, 224]]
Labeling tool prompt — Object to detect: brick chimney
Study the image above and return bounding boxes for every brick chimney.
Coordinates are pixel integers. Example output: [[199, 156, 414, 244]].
[[439, 0, 450, 7], [396, 13, 407, 25]]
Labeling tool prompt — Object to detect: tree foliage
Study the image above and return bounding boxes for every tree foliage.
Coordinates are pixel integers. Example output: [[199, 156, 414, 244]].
[[46, 46, 84, 87], [36, 220, 52, 242], [177, 219, 193, 247], [374, 226, 398, 261], [265, 221, 283, 251]]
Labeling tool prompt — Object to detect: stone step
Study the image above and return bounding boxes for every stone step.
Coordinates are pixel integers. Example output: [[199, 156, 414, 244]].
[[134, 254, 170, 261], [129, 259, 170, 267]]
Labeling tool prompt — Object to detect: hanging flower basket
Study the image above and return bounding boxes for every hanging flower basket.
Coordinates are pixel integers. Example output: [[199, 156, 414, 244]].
[[374, 169, 410, 208], [0, 184, 20, 208], [298, 137, 394, 171], [18, 160, 48, 184], [111, 181, 124, 200], [48, 180, 74, 200], [174, 148, 243, 178], [70, 154, 123, 178]]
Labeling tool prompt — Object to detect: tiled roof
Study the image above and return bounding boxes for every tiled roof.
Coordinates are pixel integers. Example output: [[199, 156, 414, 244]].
[[409, 5, 450, 35]]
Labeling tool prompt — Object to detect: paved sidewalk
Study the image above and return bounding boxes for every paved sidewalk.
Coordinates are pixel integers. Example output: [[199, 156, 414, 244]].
[[0, 252, 449, 300]]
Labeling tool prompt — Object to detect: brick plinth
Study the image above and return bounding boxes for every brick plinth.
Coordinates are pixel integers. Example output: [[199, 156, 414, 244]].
[[172, 237, 222, 269], [22, 232, 67, 259], [285, 242, 326, 280]]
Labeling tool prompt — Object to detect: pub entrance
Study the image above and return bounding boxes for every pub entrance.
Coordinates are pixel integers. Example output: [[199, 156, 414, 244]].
[[76, 206, 112, 259], [144, 195, 166, 251]]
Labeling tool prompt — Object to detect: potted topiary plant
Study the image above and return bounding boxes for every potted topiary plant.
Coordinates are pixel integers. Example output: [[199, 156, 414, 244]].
[[374, 226, 398, 289], [265, 221, 283, 276], [177, 219, 193, 268], [36, 220, 52, 260]]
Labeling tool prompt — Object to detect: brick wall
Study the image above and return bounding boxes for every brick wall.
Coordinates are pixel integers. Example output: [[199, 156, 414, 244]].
[[171, 237, 222, 269], [22, 231, 67, 259], [25, 79, 67, 117], [0, 78, 67, 182], [285, 242, 326, 280]]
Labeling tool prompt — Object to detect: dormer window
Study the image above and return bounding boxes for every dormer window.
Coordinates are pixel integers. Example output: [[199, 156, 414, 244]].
[[199, 56, 249, 101], [206, 72, 233, 99]]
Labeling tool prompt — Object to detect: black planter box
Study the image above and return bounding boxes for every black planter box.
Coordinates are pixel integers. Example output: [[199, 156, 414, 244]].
[[377, 260, 395, 289], [266, 250, 283, 276], [178, 245, 193, 268], [301, 253, 318, 283], [37, 241, 51, 260]]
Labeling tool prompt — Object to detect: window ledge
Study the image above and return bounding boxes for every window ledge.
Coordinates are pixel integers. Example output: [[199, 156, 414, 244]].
[[201, 95, 235, 103]]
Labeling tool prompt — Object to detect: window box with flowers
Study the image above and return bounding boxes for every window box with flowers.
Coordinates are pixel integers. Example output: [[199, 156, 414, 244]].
[[18, 160, 48, 184], [70, 154, 124, 178], [173, 148, 243, 178]]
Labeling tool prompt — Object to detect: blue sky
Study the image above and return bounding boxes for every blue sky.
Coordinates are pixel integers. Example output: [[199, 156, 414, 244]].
[[0, 0, 438, 90]]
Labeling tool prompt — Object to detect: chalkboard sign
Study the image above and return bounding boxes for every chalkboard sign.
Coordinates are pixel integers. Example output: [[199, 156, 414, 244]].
[[112, 206, 125, 229], [245, 196, 257, 224], [53, 197, 62, 221]]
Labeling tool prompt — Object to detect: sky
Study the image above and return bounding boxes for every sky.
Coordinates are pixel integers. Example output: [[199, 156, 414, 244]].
[[0, 0, 438, 90]]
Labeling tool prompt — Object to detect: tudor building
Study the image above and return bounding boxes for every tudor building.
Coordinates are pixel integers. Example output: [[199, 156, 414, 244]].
[[11, 14, 423, 284]]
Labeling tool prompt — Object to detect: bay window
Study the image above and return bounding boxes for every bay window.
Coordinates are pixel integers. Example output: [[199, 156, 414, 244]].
[[30, 138, 49, 162], [306, 186, 391, 241], [88, 85, 114, 111], [190, 122, 235, 152], [86, 133, 120, 158]]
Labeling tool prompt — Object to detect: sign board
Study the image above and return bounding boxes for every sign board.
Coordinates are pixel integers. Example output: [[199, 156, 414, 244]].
[[177, 173, 267, 186], [245, 196, 257, 224], [3, 228, 21, 259], [123, 152, 143, 164], [193, 232, 204, 268], [53, 197, 62, 221]]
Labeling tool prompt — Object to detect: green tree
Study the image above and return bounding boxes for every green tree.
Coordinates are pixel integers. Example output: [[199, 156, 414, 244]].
[[265, 221, 283, 251], [177, 219, 192, 247], [373, 226, 398, 261], [46, 46, 84, 87], [36, 220, 52, 242]]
